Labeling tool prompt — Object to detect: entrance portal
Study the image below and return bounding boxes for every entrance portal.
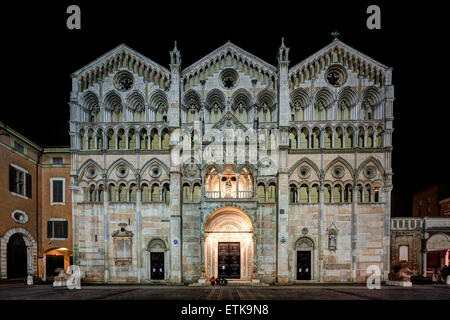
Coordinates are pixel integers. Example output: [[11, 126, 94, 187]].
[[218, 242, 240, 278], [297, 251, 311, 280], [151, 252, 164, 280], [204, 207, 253, 281], [7, 234, 27, 279]]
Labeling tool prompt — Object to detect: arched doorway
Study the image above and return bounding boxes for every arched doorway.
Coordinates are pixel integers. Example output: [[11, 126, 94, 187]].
[[147, 239, 167, 281], [204, 207, 253, 281], [7, 234, 27, 279], [425, 233, 450, 277], [295, 237, 315, 281]]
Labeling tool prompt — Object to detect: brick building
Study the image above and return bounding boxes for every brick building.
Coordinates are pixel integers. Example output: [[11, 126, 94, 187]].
[[0, 122, 72, 280], [413, 184, 450, 217]]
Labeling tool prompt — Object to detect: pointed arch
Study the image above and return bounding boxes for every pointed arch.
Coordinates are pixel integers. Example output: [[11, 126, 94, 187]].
[[205, 89, 225, 110], [357, 156, 385, 177], [289, 157, 321, 177], [106, 158, 136, 178], [140, 157, 170, 177], [324, 156, 354, 176], [78, 159, 103, 179]]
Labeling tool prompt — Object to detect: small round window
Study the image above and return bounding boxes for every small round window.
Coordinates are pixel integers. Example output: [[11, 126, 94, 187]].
[[114, 71, 134, 92], [364, 165, 376, 179], [325, 64, 347, 87], [11, 210, 28, 224], [219, 69, 239, 89], [86, 167, 97, 179], [298, 166, 311, 179], [331, 165, 345, 179], [149, 165, 161, 178], [116, 166, 129, 178]]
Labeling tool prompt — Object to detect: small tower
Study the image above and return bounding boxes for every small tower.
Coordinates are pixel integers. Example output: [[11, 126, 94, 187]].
[[277, 37, 290, 127], [168, 41, 181, 127]]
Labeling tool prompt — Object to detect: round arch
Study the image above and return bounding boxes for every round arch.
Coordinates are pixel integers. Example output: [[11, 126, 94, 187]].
[[1, 227, 37, 279], [203, 207, 254, 281]]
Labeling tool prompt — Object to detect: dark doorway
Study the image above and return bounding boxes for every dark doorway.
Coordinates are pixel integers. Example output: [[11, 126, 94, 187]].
[[218, 242, 240, 279], [151, 252, 164, 280], [297, 251, 311, 280], [46, 255, 64, 277], [7, 234, 27, 279]]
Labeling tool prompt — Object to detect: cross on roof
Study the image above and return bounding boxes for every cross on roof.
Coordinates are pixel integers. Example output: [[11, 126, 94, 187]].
[[331, 30, 340, 40]]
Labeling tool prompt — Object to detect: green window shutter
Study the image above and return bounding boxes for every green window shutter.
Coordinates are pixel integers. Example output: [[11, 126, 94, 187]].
[[9, 165, 16, 192], [47, 221, 53, 238], [26, 173, 32, 198]]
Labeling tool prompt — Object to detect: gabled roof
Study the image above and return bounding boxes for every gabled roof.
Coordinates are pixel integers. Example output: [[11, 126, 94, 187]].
[[182, 41, 277, 78], [212, 110, 249, 132], [71, 43, 170, 78], [289, 38, 390, 76]]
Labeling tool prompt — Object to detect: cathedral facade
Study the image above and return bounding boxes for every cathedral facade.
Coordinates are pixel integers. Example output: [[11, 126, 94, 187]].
[[69, 39, 394, 284]]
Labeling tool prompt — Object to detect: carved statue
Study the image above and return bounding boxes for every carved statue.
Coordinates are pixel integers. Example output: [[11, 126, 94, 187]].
[[224, 178, 232, 198], [388, 262, 412, 282]]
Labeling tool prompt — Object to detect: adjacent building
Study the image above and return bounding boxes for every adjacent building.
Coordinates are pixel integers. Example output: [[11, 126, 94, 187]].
[[391, 185, 450, 277], [0, 122, 72, 280]]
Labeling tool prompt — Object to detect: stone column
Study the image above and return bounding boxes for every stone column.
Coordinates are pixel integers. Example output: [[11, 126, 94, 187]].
[[169, 167, 182, 284], [422, 249, 427, 277], [102, 172, 110, 283]]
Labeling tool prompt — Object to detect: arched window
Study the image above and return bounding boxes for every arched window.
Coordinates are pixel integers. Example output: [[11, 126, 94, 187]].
[[335, 127, 343, 148], [299, 184, 308, 203], [79, 129, 86, 150], [193, 183, 201, 203], [89, 185, 96, 202], [108, 183, 116, 202], [312, 128, 320, 148], [162, 184, 170, 204], [140, 128, 148, 150], [289, 128, 298, 149], [141, 183, 149, 202], [356, 184, 363, 203], [257, 183, 266, 203], [128, 129, 136, 150], [332, 185, 342, 203], [161, 128, 170, 149], [97, 129, 103, 150], [324, 127, 332, 148], [376, 127, 383, 148], [344, 184, 353, 202], [267, 183, 276, 202], [364, 184, 372, 203], [98, 184, 104, 202], [358, 127, 365, 148], [299, 128, 309, 149], [289, 184, 298, 203], [367, 127, 374, 147], [374, 187, 380, 202], [119, 184, 127, 202], [345, 127, 354, 148], [328, 229, 337, 251], [129, 184, 137, 202], [324, 184, 331, 203], [151, 128, 159, 150], [118, 129, 126, 150], [183, 183, 191, 203], [88, 129, 95, 150], [151, 184, 160, 202], [310, 185, 319, 203], [107, 129, 115, 150]]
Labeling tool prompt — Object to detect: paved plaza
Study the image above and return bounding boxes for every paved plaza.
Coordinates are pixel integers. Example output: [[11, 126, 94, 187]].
[[0, 282, 449, 300]]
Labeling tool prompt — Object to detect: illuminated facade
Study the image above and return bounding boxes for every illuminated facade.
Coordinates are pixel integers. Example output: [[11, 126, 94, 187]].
[[69, 39, 394, 283]]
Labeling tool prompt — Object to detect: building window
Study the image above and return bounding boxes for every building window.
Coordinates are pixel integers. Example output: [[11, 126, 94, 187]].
[[9, 164, 31, 198], [399, 245, 408, 262], [52, 157, 63, 164], [47, 220, 68, 239], [13, 141, 25, 154], [50, 178, 65, 204]]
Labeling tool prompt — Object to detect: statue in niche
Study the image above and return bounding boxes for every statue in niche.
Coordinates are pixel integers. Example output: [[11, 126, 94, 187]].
[[224, 178, 232, 198]]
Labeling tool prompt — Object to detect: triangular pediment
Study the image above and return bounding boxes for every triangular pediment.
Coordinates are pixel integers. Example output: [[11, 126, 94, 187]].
[[212, 111, 248, 132], [71, 44, 171, 92], [289, 39, 390, 85], [182, 41, 277, 79]]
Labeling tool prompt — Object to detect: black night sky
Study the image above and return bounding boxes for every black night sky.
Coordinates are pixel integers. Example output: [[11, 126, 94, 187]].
[[2, 1, 449, 217]]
